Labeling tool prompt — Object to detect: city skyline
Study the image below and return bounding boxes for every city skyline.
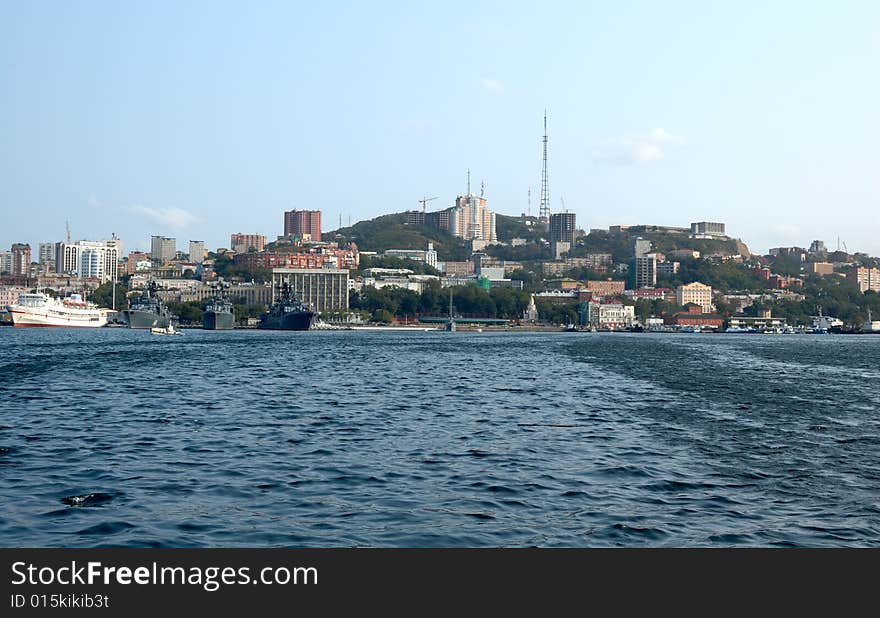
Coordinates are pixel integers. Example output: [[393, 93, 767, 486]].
[[2, 2, 879, 255]]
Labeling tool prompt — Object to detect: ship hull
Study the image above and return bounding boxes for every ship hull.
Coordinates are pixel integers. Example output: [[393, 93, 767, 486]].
[[9, 307, 107, 328], [203, 311, 235, 330], [257, 312, 313, 331], [122, 310, 171, 330]]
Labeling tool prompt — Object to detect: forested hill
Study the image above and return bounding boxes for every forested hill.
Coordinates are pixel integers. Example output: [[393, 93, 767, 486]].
[[324, 211, 540, 261]]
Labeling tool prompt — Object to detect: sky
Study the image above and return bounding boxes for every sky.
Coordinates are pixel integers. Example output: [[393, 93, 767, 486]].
[[2, 1, 879, 256]]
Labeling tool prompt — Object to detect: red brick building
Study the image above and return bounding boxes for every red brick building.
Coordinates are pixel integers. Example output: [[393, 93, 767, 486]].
[[666, 304, 724, 328], [283, 210, 322, 242], [234, 252, 330, 270]]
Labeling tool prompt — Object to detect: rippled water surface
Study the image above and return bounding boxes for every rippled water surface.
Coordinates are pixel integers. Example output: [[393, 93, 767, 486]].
[[1, 328, 879, 547]]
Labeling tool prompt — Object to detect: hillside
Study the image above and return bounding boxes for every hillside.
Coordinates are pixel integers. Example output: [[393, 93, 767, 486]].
[[570, 229, 749, 262], [324, 213, 471, 261]]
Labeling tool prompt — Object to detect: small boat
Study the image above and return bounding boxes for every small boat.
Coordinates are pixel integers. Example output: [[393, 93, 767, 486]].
[[150, 323, 181, 336]]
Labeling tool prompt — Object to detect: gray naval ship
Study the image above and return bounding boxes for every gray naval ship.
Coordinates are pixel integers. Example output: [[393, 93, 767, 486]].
[[202, 285, 235, 330], [257, 282, 314, 331], [121, 281, 175, 329]]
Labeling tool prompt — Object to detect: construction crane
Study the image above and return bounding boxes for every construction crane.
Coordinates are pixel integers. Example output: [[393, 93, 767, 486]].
[[419, 196, 438, 213]]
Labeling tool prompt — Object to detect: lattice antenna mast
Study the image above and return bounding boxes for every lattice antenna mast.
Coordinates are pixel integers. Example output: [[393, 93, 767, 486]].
[[539, 111, 551, 223]]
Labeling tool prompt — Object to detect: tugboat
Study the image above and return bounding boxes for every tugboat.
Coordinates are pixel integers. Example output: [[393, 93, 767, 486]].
[[257, 282, 314, 331], [202, 281, 235, 330], [121, 281, 175, 329]]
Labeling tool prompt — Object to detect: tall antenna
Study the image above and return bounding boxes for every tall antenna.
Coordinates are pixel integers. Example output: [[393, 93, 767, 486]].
[[539, 110, 551, 224], [66, 220, 71, 244], [480, 180, 485, 198], [467, 169, 471, 196], [527, 188, 531, 217]]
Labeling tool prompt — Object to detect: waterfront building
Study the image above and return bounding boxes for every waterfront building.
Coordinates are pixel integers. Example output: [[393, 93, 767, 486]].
[[283, 209, 322, 242], [230, 233, 266, 254], [271, 267, 349, 312], [690, 222, 726, 237], [0, 285, 29, 307], [151, 236, 176, 264], [847, 267, 880, 293], [667, 305, 724, 329], [586, 301, 635, 328], [676, 282, 714, 312], [11, 243, 31, 276], [727, 315, 787, 330], [189, 240, 206, 263], [0, 252, 12, 275]]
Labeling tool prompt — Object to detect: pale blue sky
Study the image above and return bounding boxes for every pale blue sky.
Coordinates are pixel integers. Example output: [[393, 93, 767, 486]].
[[2, 1, 879, 255]]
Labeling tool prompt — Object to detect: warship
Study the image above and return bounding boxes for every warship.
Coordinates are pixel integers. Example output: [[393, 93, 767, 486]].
[[258, 282, 314, 331], [121, 281, 175, 329], [203, 282, 235, 330]]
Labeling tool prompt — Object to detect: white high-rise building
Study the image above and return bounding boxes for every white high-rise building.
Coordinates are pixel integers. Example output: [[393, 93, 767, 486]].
[[448, 193, 496, 243], [53, 239, 121, 283], [425, 242, 438, 269]]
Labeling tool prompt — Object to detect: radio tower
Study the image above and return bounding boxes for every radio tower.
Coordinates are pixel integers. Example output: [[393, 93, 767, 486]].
[[539, 111, 551, 224]]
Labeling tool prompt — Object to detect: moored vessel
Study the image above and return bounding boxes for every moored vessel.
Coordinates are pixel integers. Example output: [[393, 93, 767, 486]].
[[7, 292, 109, 327], [861, 309, 880, 334], [203, 283, 235, 330], [257, 283, 314, 331], [121, 281, 174, 329]]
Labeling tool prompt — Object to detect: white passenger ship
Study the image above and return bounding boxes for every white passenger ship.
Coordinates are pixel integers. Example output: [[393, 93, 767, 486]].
[[7, 292, 109, 327]]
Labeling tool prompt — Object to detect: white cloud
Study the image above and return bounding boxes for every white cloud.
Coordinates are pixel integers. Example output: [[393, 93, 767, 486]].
[[771, 224, 802, 239], [480, 78, 506, 94], [594, 128, 684, 165], [130, 205, 198, 232]]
